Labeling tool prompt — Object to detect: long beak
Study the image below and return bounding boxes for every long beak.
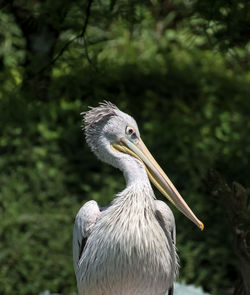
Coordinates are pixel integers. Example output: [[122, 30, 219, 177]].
[[111, 137, 204, 230]]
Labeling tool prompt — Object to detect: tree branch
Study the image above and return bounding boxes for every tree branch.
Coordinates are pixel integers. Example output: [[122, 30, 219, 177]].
[[40, 0, 94, 72]]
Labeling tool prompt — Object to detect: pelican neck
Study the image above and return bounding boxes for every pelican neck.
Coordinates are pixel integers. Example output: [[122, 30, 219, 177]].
[[121, 157, 151, 188]]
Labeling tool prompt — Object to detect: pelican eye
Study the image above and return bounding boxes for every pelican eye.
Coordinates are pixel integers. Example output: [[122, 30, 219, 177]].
[[126, 126, 138, 142], [126, 126, 134, 135]]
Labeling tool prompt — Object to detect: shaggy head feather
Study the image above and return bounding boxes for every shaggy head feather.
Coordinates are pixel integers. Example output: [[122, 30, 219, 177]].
[[81, 101, 139, 167], [82, 101, 119, 135]]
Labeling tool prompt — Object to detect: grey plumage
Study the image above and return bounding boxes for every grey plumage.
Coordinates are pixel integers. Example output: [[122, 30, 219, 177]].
[[73, 102, 202, 295], [74, 187, 178, 295]]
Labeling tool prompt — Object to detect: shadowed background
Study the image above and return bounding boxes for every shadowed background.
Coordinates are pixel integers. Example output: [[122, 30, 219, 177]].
[[0, 0, 250, 294]]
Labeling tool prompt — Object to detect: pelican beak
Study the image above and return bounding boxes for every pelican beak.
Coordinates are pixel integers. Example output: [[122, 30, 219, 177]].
[[111, 137, 204, 230]]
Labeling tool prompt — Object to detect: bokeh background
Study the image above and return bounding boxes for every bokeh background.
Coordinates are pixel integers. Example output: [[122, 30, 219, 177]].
[[0, 1, 250, 294]]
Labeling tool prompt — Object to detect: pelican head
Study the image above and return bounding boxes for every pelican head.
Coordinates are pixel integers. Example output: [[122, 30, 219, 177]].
[[82, 101, 204, 230]]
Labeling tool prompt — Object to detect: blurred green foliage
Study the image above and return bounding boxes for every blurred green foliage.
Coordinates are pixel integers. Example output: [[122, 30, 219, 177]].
[[0, 0, 250, 294]]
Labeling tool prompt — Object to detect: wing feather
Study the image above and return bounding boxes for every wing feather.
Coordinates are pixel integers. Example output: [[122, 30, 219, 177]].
[[155, 200, 178, 295], [73, 200, 101, 273]]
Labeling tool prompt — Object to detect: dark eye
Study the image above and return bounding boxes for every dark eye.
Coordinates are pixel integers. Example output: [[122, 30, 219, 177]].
[[126, 126, 134, 135]]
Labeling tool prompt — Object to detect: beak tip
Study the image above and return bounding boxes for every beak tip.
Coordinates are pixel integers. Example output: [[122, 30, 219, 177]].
[[200, 222, 204, 231]]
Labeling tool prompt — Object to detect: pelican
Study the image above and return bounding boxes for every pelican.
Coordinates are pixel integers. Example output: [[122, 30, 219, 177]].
[[73, 101, 203, 295]]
